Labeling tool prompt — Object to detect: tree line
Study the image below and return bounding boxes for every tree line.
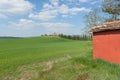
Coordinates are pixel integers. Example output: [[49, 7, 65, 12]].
[[41, 33, 92, 40], [59, 34, 92, 40]]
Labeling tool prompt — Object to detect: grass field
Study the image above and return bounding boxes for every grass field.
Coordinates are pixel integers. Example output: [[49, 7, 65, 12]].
[[0, 36, 120, 80]]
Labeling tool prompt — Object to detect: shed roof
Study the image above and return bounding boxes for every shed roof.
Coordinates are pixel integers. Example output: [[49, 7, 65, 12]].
[[90, 20, 120, 32]]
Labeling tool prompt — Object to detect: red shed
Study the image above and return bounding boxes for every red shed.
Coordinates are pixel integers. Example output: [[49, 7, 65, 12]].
[[90, 21, 120, 64]]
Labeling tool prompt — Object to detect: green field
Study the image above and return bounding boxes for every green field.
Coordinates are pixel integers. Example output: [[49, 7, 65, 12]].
[[0, 36, 120, 80]]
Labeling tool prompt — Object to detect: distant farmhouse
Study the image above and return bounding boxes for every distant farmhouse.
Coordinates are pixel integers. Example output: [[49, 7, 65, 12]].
[[91, 21, 120, 64], [51, 32, 59, 36]]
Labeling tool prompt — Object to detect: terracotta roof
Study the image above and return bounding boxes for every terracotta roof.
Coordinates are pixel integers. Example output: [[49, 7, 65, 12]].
[[90, 20, 120, 32]]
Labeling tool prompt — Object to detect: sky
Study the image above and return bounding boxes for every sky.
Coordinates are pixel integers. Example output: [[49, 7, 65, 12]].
[[0, 0, 101, 37]]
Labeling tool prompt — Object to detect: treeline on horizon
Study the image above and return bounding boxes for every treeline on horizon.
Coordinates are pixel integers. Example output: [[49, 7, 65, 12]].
[[0, 33, 92, 40], [0, 37, 22, 39], [41, 33, 92, 40]]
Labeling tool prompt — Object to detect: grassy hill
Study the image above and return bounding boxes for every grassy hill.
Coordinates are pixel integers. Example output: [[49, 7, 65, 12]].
[[0, 36, 120, 80]]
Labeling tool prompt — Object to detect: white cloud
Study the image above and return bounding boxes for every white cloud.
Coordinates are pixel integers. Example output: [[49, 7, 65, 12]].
[[29, 2, 91, 21], [67, 0, 74, 2], [41, 22, 74, 28], [50, 0, 59, 6], [43, 3, 53, 10], [8, 18, 74, 31], [0, 14, 7, 19], [65, 0, 97, 5], [79, 0, 89, 2], [40, 22, 74, 32], [29, 10, 58, 21], [0, 0, 34, 17], [70, 7, 91, 14], [59, 4, 91, 15], [8, 19, 37, 30], [91, 1, 99, 4], [62, 15, 69, 18], [79, 0, 99, 3], [58, 4, 69, 14], [8, 18, 75, 34]]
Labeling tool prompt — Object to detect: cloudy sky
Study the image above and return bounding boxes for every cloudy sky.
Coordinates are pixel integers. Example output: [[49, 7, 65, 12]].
[[0, 0, 101, 37]]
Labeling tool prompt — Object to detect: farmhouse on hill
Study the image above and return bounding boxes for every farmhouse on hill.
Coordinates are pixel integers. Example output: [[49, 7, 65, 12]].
[[90, 20, 120, 64]]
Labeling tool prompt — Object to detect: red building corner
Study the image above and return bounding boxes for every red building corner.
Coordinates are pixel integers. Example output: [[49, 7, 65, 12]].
[[90, 21, 120, 64]]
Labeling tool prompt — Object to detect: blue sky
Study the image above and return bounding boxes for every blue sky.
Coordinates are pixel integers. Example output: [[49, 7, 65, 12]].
[[0, 0, 101, 37]]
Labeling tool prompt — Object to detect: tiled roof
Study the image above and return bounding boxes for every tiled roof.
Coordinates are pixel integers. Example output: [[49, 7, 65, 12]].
[[90, 20, 120, 32]]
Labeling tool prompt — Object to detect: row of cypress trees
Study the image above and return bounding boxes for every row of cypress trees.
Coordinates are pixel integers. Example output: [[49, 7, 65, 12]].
[[41, 33, 92, 40], [59, 34, 92, 40]]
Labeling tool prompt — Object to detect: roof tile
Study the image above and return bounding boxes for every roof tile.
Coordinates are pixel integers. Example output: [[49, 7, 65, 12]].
[[90, 20, 120, 32]]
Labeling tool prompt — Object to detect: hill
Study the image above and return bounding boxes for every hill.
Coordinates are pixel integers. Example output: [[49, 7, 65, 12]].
[[0, 36, 120, 80]]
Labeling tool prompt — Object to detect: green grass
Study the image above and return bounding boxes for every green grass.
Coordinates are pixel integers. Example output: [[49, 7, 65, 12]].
[[0, 36, 120, 80]]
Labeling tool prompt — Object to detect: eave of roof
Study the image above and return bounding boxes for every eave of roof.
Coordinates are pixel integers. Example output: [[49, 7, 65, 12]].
[[90, 20, 120, 32]]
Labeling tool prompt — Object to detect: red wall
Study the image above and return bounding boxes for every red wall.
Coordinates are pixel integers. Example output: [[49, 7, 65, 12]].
[[93, 29, 120, 64]]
